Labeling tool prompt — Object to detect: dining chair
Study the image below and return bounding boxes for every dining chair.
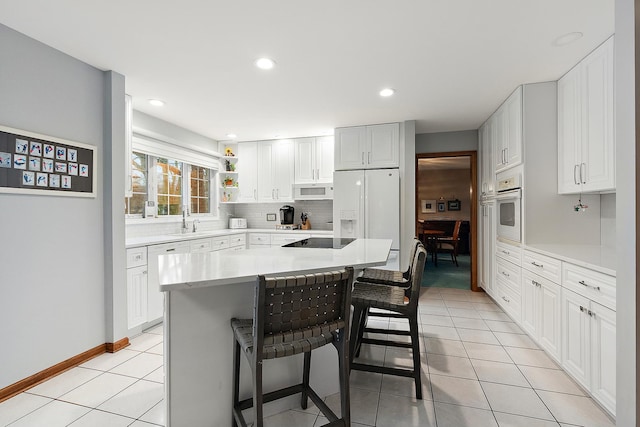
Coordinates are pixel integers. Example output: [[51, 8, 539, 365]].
[[348, 244, 427, 398], [436, 220, 462, 266], [231, 268, 354, 427]]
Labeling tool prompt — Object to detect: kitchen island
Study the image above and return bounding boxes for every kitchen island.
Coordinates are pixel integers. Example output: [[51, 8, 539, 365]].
[[159, 238, 392, 427]]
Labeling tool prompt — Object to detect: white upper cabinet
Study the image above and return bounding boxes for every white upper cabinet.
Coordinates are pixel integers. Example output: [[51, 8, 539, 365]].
[[334, 123, 399, 170], [237, 142, 258, 202], [294, 136, 334, 184], [257, 139, 294, 202], [558, 36, 615, 194], [479, 120, 495, 197], [495, 86, 523, 173]]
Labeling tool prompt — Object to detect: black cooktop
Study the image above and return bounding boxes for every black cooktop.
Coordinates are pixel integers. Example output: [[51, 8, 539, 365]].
[[283, 237, 356, 249]]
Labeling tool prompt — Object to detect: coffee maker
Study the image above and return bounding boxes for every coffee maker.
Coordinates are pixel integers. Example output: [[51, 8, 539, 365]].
[[279, 205, 295, 225]]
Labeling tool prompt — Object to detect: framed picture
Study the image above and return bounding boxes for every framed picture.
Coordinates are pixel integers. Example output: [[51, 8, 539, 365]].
[[447, 199, 461, 211], [437, 201, 446, 212], [421, 199, 436, 214]]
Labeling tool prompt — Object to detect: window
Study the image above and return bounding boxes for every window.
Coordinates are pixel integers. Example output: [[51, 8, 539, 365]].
[[190, 165, 210, 214], [125, 151, 148, 215], [125, 153, 217, 218], [156, 157, 183, 216]]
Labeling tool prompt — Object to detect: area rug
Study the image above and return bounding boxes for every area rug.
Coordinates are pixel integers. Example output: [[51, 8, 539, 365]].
[[421, 254, 471, 290]]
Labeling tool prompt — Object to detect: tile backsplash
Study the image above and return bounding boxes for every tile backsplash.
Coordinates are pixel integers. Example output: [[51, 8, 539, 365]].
[[126, 204, 234, 238], [233, 200, 333, 230]]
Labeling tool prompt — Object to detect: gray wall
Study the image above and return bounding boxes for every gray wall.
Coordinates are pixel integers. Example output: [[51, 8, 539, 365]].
[[614, 0, 636, 424], [0, 24, 115, 388], [416, 130, 478, 154]]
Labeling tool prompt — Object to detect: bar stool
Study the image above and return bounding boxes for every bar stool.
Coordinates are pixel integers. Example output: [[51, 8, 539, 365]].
[[357, 238, 421, 288], [231, 268, 354, 427], [349, 244, 427, 398]]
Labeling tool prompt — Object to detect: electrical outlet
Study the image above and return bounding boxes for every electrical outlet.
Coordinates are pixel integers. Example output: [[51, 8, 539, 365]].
[[266, 213, 276, 221]]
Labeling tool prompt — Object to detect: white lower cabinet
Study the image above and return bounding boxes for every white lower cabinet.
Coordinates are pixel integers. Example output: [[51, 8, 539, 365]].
[[495, 251, 522, 323], [126, 247, 148, 329], [521, 269, 562, 362], [562, 287, 616, 416], [147, 242, 190, 323]]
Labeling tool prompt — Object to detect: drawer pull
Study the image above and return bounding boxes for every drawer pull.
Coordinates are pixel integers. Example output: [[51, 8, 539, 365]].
[[579, 280, 600, 291], [143, 270, 147, 275], [531, 261, 543, 268], [588, 310, 595, 318], [166, 248, 176, 252], [501, 250, 510, 255], [531, 280, 541, 287], [502, 296, 510, 303], [579, 305, 585, 312], [501, 271, 510, 278]]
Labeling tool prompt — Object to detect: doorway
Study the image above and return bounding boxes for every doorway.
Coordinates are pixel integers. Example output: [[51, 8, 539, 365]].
[[415, 151, 478, 291]]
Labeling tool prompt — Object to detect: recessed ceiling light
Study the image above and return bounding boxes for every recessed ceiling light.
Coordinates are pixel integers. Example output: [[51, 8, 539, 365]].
[[553, 32, 583, 47], [379, 88, 395, 97], [226, 133, 237, 139], [148, 99, 165, 107], [255, 58, 276, 70]]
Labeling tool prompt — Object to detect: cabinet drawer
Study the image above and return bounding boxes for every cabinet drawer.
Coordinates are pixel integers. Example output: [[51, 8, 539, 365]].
[[211, 236, 230, 251], [562, 263, 616, 310], [249, 233, 270, 245], [496, 257, 521, 295], [496, 240, 522, 266], [496, 278, 521, 322], [148, 241, 190, 255], [229, 233, 246, 248], [522, 250, 562, 283], [270, 233, 311, 246], [190, 238, 213, 253], [126, 247, 148, 268]]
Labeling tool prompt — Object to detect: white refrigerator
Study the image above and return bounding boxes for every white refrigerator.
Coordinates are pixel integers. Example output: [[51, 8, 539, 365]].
[[333, 169, 400, 266]]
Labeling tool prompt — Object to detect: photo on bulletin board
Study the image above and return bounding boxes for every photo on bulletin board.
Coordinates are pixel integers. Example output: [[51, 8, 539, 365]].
[[0, 125, 97, 198], [421, 199, 436, 214], [437, 201, 446, 212]]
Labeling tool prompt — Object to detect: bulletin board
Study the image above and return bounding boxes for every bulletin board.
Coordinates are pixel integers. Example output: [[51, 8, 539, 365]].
[[0, 125, 96, 198]]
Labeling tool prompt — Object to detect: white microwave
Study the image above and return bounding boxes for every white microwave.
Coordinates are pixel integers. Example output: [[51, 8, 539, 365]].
[[293, 183, 333, 200]]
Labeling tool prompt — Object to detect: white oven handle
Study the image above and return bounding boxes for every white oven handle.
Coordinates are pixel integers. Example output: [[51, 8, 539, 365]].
[[495, 188, 521, 200]]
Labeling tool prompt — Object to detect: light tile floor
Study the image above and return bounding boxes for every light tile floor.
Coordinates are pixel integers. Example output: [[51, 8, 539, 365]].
[[0, 288, 616, 426]]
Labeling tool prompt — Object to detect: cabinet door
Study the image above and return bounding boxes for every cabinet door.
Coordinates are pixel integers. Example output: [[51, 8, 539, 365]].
[[520, 271, 538, 338], [315, 135, 334, 183], [480, 202, 495, 296], [582, 37, 615, 193], [590, 301, 616, 415], [273, 139, 295, 201], [562, 288, 591, 388], [493, 107, 507, 172], [539, 280, 562, 362], [127, 265, 148, 329], [334, 126, 366, 170], [237, 142, 258, 202], [480, 123, 495, 197], [366, 123, 399, 168], [557, 66, 582, 194], [294, 137, 316, 184], [504, 86, 523, 168], [257, 141, 275, 202], [147, 243, 190, 322]]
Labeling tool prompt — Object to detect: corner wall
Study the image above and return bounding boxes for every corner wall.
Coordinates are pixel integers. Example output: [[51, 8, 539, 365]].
[[0, 24, 108, 388]]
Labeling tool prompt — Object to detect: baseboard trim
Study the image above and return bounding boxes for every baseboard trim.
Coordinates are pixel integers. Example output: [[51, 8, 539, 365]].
[[0, 338, 129, 403], [106, 337, 130, 353]]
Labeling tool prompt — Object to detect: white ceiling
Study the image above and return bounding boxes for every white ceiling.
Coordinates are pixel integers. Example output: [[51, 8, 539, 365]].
[[0, 1, 614, 143]]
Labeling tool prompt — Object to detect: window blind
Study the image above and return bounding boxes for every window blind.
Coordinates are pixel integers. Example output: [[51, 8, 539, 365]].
[[132, 133, 220, 170]]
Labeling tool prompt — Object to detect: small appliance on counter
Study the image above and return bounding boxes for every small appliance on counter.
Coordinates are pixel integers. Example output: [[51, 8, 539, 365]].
[[279, 205, 295, 225], [276, 224, 301, 230], [228, 218, 247, 229]]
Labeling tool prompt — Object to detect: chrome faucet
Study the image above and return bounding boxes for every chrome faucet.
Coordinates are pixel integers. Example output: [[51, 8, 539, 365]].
[[192, 219, 200, 233]]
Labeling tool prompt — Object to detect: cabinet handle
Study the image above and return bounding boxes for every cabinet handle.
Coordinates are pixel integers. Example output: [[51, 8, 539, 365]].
[[531, 280, 541, 287], [531, 261, 543, 268], [368, 152, 372, 164], [580, 305, 585, 312], [502, 296, 510, 303], [166, 248, 175, 252], [574, 164, 580, 185], [504, 148, 508, 164], [580, 163, 586, 184], [501, 271, 510, 278], [254, 189, 257, 200], [361, 152, 365, 165], [579, 280, 600, 291], [143, 270, 147, 275], [588, 309, 595, 317], [501, 250, 510, 255], [272, 189, 275, 199]]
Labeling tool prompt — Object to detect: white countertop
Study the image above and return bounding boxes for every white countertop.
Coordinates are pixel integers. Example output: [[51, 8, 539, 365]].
[[158, 238, 392, 292], [525, 243, 616, 276], [125, 228, 332, 248]]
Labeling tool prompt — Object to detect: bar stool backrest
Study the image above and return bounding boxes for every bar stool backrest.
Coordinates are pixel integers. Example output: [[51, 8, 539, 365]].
[[403, 238, 422, 280], [254, 268, 354, 357], [406, 244, 427, 310]]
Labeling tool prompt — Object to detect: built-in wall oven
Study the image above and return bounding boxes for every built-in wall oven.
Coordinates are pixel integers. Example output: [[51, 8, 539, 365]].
[[495, 174, 522, 243]]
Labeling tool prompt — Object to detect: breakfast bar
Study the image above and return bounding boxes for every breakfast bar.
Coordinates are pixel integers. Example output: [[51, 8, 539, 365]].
[[158, 238, 392, 427]]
